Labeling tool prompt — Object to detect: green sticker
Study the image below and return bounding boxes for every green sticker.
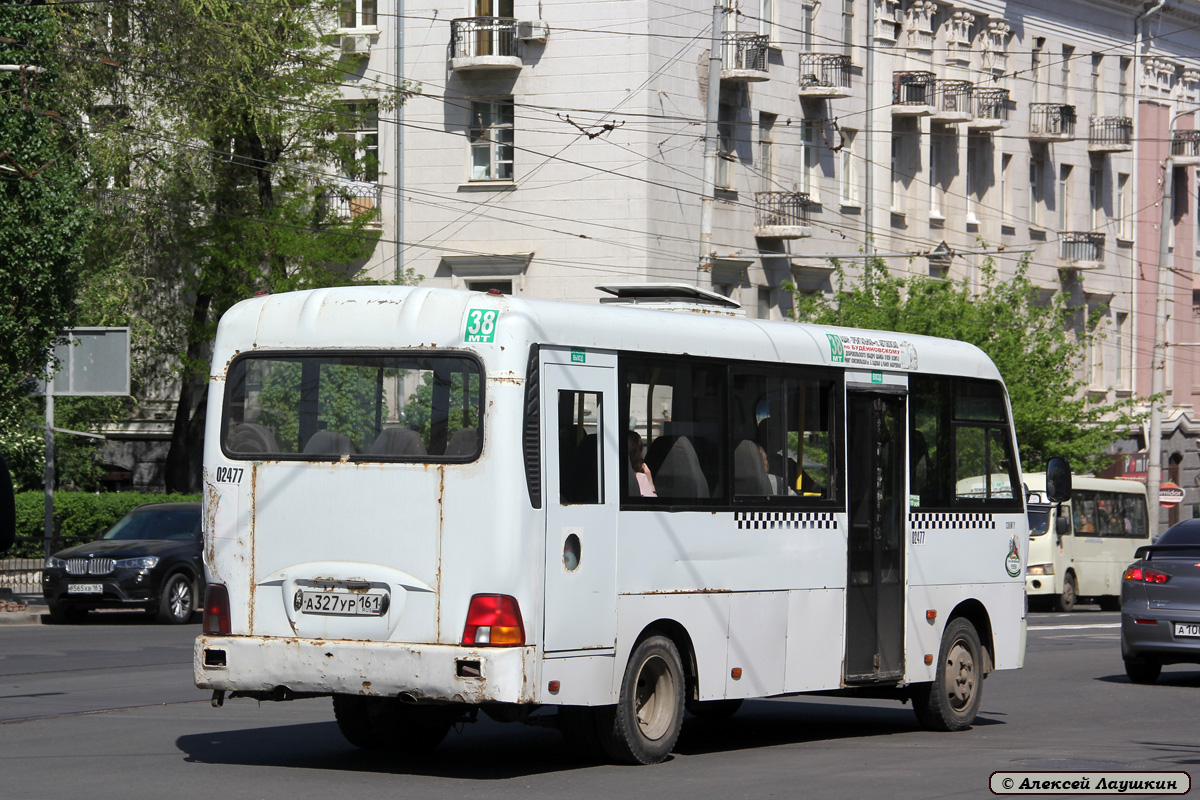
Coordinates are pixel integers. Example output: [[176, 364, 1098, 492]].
[[827, 333, 845, 363], [871, 371, 883, 383], [571, 350, 586, 363], [464, 308, 499, 343]]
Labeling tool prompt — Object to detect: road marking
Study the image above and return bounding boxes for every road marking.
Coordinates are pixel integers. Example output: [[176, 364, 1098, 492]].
[[1028, 623, 1120, 631]]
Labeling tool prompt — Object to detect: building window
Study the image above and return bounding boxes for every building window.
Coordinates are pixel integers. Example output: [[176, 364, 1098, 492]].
[[840, 128, 858, 205], [757, 287, 772, 320], [800, 118, 820, 201], [1115, 312, 1128, 390], [469, 98, 514, 181], [759, 112, 775, 194], [1090, 54, 1102, 117], [1030, 155, 1044, 228], [1031, 41, 1044, 103], [467, 279, 512, 294], [1058, 164, 1072, 232], [801, 2, 815, 49], [1000, 153, 1012, 224], [966, 135, 981, 224], [340, 0, 377, 29], [1089, 167, 1103, 230], [891, 131, 902, 212], [1118, 172, 1131, 238], [759, 0, 775, 39], [1061, 45, 1074, 105], [1119, 57, 1131, 117], [718, 102, 735, 190], [337, 101, 379, 182], [929, 130, 944, 219], [842, 0, 854, 58]]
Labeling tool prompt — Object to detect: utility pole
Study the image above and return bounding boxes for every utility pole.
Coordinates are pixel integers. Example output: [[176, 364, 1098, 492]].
[[697, 2, 723, 290]]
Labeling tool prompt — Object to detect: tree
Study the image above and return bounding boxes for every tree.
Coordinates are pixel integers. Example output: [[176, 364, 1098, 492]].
[[55, 0, 407, 491], [789, 256, 1139, 475], [0, 4, 90, 411]]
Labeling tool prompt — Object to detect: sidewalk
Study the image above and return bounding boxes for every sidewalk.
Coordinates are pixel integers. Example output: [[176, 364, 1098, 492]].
[[0, 590, 46, 625]]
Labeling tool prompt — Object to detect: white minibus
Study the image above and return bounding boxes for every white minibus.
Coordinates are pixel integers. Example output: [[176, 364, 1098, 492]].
[[194, 285, 1047, 764], [1024, 474, 1150, 611]]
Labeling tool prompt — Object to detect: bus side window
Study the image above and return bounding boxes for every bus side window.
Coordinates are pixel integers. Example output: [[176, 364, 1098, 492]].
[[558, 391, 602, 505]]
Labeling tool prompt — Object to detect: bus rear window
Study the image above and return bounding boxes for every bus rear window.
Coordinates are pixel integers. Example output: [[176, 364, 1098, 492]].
[[222, 353, 483, 461]]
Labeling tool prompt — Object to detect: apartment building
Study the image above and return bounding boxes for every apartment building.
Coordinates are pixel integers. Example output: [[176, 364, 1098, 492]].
[[100, 0, 1200, 514]]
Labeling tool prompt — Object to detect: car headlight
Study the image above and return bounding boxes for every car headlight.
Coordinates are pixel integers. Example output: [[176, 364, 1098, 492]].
[[114, 556, 159, 570], [1026, 563, 1055, 576], [45, 557, 65, 569]]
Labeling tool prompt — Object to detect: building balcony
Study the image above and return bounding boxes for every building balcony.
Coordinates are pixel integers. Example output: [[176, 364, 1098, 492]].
[[753, 192, 813, 239], [1171, 130, 1200, 166], [1088, 116, 1133, 153], [721, 32, 769, 82], [450, 17, 521, 71], [931, 79, 973, 123], [968, 87, 1009, 130], [892, 71, 936, 116], [1059, 232, 1104, 268], [1029, 103, 1076, 141], [797, 53, 851, 99], [324, 185, 382, 227]]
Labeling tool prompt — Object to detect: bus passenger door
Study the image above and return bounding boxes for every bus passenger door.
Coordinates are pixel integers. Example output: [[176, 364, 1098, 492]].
[[542, 351, 618, 653], [844, 390, 906, 683]]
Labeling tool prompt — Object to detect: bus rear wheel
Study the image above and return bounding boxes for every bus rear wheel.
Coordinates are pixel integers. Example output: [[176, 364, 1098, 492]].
[[332, 695, 457, 752], [597, 635, 685, 764], [912, 617, 984, 732]]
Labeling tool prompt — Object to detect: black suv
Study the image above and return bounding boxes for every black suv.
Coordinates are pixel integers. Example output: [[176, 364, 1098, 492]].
[[42, 502, 203, 624]]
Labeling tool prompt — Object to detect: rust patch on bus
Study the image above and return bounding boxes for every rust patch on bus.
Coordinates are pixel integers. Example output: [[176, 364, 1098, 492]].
[[435, 466, 445, 641], [248, 464, 258, 634]]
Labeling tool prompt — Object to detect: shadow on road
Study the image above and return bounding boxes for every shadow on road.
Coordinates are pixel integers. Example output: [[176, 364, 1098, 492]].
[[1097, 670, 1200, 687], [175, 698, 1003, 777]]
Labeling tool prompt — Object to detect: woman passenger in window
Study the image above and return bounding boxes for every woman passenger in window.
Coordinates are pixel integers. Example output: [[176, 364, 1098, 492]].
[[628, 430, 657, 497]]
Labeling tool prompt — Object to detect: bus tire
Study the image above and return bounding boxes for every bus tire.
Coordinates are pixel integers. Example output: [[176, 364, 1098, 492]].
[[598, 635, 685, 764], [912, 617, 984, 732], [685, 698, 743, 719], [332, 695, 456, 753], [1054, 573, 1077, 612], [1124, 656, 1161, 685]]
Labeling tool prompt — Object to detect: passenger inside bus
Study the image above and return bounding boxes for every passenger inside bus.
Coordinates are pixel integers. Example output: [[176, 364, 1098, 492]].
[[628, 430, 657, 497]]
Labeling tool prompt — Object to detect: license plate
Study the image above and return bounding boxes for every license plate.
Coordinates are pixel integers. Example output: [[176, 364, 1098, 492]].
[[298, 590, 386, 616], [68, 583, 102, 594], [1174, 622, 1200, 638]]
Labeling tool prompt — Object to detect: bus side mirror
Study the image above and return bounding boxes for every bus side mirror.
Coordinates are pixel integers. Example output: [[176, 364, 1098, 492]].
[[1045, 457, 1072, 504], [1055, 515, 1071, 539], [0, 453, 14, 554]]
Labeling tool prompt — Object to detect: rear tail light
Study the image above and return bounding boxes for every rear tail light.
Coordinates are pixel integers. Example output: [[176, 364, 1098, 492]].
[[203, 583, 232, 635], [1123, 567, 1170, 584], [462, 594, 525, 646]]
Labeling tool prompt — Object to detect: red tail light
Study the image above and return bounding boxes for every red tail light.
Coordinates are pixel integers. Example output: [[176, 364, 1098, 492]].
[[462, 594, 525, 646], [203, 583, 231, 635], [1123, 567, 1170, 584]]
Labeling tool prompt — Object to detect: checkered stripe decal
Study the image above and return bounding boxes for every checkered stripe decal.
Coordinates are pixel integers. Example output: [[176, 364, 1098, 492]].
[[909, 512, 995, 530], [735, 511, 838, 530]]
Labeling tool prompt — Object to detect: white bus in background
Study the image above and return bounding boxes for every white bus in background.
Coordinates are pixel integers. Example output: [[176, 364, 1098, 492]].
[[1024, 474, 1150, 612], [194, 284, 1062, 764]]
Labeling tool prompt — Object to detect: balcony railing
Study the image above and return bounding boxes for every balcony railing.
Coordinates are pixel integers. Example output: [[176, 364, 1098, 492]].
[[754, 192, 812, 238], [1088, 116, 1133, 152], [1171, 130, 1200, 162], [1030, 103, 1076, 139], [1060, 231, 1104, 264], [721, 32, 769, 80], [325, 185, 382, 225], [892, 71, 936, 112], [797, 53, 851, 97], [450, 17, 519, 69], [932, 79, 973, 120], [970, 87, 1009, 128]]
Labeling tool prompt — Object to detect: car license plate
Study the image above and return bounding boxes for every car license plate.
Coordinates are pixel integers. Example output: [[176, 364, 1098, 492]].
[[298, 590, 386, 616], [1174, 622, 1200, 638], [68, 583, 102, 594]]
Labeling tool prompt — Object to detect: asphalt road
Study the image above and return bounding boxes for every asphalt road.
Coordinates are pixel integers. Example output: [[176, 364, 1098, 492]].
[[1, 608, 1197, 800]]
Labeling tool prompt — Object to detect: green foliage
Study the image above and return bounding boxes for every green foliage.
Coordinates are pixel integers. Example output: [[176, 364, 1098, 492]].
[[10, 491, 201, 558], [789, 256, 1140, 475], [402, 371, 482, 443], [0, 5, 91, 409], [51, 0, 413, 489]]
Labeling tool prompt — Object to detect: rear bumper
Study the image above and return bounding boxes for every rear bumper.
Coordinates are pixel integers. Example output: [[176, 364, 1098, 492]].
[[1121, 605, 1200, 664], [194, 635, 537, 704]]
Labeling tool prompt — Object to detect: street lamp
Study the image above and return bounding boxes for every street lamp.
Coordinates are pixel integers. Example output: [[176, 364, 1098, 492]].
[[1148, 103, 1200, 538]]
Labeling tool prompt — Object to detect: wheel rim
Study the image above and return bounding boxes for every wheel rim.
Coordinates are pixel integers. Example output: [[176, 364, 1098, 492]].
[[169, 580, 191, 619], [943, 639, 976, 712], [633, 654, 676, 741]]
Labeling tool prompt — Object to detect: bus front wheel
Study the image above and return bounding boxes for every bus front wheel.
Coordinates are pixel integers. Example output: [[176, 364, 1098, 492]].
[[1054, 573, 1077, 612], [597, 635, 685, 764], [912, 617, 984, 732]]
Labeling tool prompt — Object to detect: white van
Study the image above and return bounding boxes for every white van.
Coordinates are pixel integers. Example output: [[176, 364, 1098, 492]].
[[1024, 474, 1150, 611]]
